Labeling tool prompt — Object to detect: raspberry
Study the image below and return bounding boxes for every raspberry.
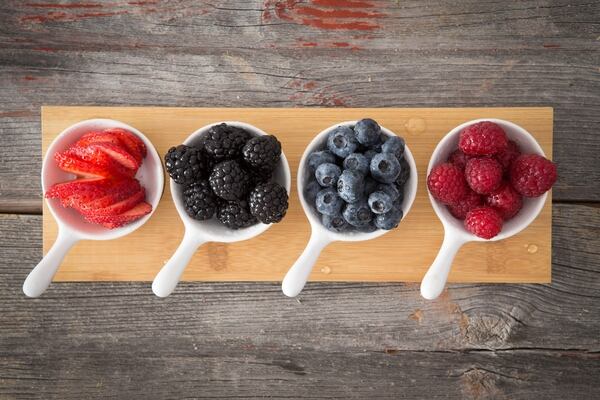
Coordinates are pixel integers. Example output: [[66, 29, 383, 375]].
[[485, 182, 522, 220], [427, 163, 468, 205], [464, 206, 503, 239], [465, 157, 503, 195], [495, 140, 520, 170], [510, 154, 557, 197], [447, 189, 482, 220], [459, 121, 508, 156], [447, 149, 469, 170]]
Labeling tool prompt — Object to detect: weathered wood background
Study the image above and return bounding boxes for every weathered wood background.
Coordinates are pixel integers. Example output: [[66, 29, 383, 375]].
[[1, 0, 599, 399]]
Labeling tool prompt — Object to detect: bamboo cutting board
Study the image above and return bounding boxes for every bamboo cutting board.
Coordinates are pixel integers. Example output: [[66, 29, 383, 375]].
[[42, 107, 552, 283]]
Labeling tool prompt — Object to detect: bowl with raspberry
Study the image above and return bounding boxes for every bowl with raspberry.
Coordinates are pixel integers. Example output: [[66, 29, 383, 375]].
[[152, 122, 291, 297], [282, 118, 418, 298], [422, 119, 557, 300]]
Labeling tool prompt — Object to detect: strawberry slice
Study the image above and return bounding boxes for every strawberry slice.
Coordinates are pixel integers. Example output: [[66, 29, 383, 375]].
[[84, 188, 145, 216], [103, 128, 145, 163], [85, 201, 152, 229], [45, 178, 113, 207], [64, 146, 136, 178], [88, 142, 140, 172], [76, 178, 141, 214], [76, 131, 122, 148], [55, 152, 119, 178]]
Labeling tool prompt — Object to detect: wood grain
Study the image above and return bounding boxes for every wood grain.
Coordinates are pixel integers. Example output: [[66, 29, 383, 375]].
[[42, 106, 553, 283]]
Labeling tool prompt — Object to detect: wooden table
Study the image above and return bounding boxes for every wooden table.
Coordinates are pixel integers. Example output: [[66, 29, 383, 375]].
[[1, 1, 598, 398]]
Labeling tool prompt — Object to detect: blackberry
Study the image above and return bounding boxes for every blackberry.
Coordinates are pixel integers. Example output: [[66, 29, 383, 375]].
[[209, 160, 251, 201], [203, 123, 251, 160], [217, 201, 257, 229], [247, 167, 272, 185], [164, 145, 207, 184], [249, 182, 289, 224], [182, 180, 219, 220], [242, 135, 281, 171]]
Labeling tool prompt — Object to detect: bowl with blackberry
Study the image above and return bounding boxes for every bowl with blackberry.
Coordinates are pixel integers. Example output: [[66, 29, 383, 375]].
[[153, 122, 291, 297], [282, 118, 418, 297]]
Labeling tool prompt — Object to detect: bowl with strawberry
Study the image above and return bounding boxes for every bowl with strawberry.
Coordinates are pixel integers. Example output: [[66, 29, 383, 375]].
[[421, 119, 556, 300], [24, 119, 163, 297]]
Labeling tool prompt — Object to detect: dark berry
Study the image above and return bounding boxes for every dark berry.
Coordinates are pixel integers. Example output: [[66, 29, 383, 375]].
[[248, 182, 289, 224], [343, 153, 369, 176], [217, 201, 257, 229], [164, 145, 207, 185], [395, 157, 411, 188], [363, 150, 377, 164], [342, 200, 373, 228], [354, 118, 381, 147], [374, 206, 403, 230], [242, 135, 281, 172], [363, 176, 378, 196], [368, 191, 393, 214], [315, 163, 342, 187], [203, 123, 251, 160], [182, 180, 219, 220], [377, 184, 400, 201], [209, 160, 251, 201], [337, 170, 364, 203], [307, 150, 336, 172], [304, 179, 321, 205], [370, 153, 401, 183], [382, 136, 405, 159], [327, 126, 358, 158], [322, 213, 349, 233], [315, 188, 344, 216]]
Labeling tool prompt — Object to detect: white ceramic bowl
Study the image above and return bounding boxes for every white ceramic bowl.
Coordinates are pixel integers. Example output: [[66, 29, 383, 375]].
[[24, 118, 164, 297], [282, 121, 418, 297], [152, 121, 291, 297], [420, 118, 548, 300]]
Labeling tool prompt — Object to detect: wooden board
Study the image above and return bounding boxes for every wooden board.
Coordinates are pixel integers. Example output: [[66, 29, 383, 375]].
[[42, 107, 552, 283]]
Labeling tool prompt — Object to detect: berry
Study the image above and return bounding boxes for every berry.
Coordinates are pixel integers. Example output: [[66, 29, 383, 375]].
[[315, 188, 344, 216], [464, 206, 503, 239], [459, 121, 508, 156], [203, 123, 251, 160], [363, 176, 378, 196], [247, 167, 272, 185], [55, 151, 132, 179], [370, 153, 401, 183], [395, 157, 410, 188], [85, 201, 152, 229], [427, 163, 468, 205], [342, 200, 373, 228], [343, 153, 369, 176], [337, 170, 364, 203], [377, 184, 400, 201], [447, 189, 482, 220], [307, 150, 336, 172], [447, 149, 469, 170], [209, 160, 251, 201], [242, 135, 281, 171], [217, 201, 257, 229], [76, 179, 141, 213], [315, 163, 342, 187], [248, 182, 289, 224], [374, 206, 403, 230], [382, 136, 405, 160], [495, 140, 520, 170], [354, 118, 381, 147], [363, 149, 377, 164], [358, 222, 378, 233], [368, 191, 393, 214], [103, 128, 146, 163], [510, 154, 557, 197], [465, 157, 503, 195], [182, 180, 219, 221], [164, 145, 207, 185], [304, 179, 321, 204], [485, 182, 522, 220], [327, 125, 358, 158], [322, 213, 349, 233]]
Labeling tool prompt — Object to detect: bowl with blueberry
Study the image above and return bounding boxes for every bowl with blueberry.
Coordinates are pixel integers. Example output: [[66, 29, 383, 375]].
[[282, 118, 418, 297], [153, 122, 291, 297]]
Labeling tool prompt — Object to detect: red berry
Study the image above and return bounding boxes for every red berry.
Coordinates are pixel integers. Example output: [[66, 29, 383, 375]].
[[459, 121, 508, 156], [465, 157, 503, 195], [427, 163, 468, 205], [447, 149, 469, 170], [485, 182, 522, 220], [495, 140, 521, 170], [464, 206, 503, 239], [510, 154, 557, 197], [447, 189, 482, 220]]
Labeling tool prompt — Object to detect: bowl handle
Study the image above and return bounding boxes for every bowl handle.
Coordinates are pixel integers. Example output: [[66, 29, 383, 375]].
[[282, 231, 330, 297], [420, 232, 466, 300], [23, 228, 78, 298], [152, 230, 205, 298]]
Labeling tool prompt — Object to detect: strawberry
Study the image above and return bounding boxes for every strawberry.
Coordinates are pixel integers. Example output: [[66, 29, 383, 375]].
[[86, 188, 145, 216], [55, 152, 119, 178], [85, 201, 152, 228], [64, 146, 136, 178], [103, 128, 146, 163], [88, 142, 140, 172], [76, 178, 141, 213], [45, 178, 113, 207], [75, 131, 122, 148]]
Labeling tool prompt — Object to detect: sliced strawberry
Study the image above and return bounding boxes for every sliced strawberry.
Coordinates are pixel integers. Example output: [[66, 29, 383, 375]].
[[45, 178, 113, 208], [104, 128, 146, 158], [64, 146, 136, 178], [86, 201, 152, 229], [88, 142, 140, 172], [84, 188, 144, 216], [76, 131, 122, 148], [76, 178, 141, 214], [55, 152, 116, 178]]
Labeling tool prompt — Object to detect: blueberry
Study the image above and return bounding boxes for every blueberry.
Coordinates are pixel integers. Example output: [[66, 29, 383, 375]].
[[395, 157, 410, 187], [308, 150, 336, 172], [370, 153, 401, 183], [315, 188, 344, 216], [342, 200, 373, 228], [354, 118, 381, 147], [374, 206, 403, 230], [304, 179, 321, 204], [368, 191, 393, 214], [357, 222, 378, 233], [327, 126, 358, 158], [343, 153, 369, 176], [315, 163, 341, 187], [322, 213, 350, 233], [382, 136, 405, 159], [363, 150, 377, 164], [337, 170, 364, 203], [376, 184, 400, 201], [363, 176, 378, 196]]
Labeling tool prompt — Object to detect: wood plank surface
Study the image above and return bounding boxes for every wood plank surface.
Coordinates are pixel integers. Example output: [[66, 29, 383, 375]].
[[42, 106, 552, 283]]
